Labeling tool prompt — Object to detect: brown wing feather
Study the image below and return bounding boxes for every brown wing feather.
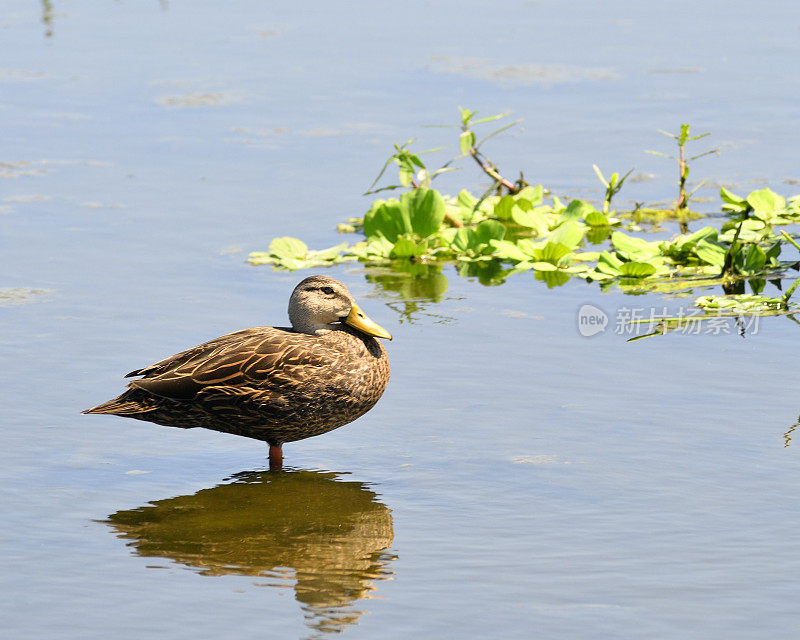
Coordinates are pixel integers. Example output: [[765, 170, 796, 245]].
[[125, 328, 270, 378], [127, 327, 334, 403]]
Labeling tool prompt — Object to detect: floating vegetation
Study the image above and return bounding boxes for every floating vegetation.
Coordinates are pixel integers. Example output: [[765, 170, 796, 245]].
[[695, 294, 787, 313], [785, 417, 799, 448], [646, 123, 718, 219], [0, 287, 53, 306], [248, 237, 353, 270], [249, 109, 800, 332], [428, 56, 619, 86], [156, 92, 239, 107]]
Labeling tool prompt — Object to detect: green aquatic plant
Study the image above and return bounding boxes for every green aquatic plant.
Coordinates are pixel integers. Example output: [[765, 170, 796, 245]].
[[646, 123, 718, 215], [248, 237, 353, 270], [592, 165, 633, 215], [249, 109, 800, 325], [364, 139, 454, 195], [457, 107, 526, 194], [695, 294, 787, 313], [778, 231, 800, 305], [784, 417, 799, 448]]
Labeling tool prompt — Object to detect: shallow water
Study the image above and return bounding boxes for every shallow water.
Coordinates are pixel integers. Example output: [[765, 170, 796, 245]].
[[3, 1, 800, 638]]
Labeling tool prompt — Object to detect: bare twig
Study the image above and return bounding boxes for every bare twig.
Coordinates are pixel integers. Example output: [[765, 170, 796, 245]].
[[469, 149, 519, 194], [444, 212, 463, 228]]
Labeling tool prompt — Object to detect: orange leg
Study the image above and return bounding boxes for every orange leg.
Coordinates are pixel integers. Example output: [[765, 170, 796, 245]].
[[268, 444, 283, 471]]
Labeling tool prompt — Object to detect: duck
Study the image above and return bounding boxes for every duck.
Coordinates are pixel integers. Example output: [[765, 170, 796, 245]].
[[84, 276, 392, 468]]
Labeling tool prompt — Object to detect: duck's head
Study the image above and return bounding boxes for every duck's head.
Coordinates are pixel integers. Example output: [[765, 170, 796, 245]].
[[288, 276, 392, 340]]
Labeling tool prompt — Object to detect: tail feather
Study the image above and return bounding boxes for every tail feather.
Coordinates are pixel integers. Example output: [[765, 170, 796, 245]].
[[83, 387, 158, 416]]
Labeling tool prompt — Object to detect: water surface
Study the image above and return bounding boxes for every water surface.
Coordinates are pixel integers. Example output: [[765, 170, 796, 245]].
[[3, 1, 800, 638]]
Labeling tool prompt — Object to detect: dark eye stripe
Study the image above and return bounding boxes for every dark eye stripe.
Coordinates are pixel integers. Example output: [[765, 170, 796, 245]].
[[303, 285, 336, 295]]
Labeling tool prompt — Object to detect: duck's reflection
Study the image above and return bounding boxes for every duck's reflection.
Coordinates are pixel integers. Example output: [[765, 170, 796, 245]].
[[105, 469, 395, 634]]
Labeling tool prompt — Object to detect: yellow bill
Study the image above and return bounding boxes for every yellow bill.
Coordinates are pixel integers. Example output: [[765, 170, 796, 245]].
[[344, 304, 392, 340]]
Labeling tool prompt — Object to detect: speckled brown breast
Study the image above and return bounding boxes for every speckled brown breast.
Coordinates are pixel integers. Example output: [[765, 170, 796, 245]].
[[86, 325, 390, 446]]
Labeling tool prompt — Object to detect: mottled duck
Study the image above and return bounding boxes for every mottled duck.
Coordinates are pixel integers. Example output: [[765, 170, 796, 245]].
[[84, 276, 392, 468]]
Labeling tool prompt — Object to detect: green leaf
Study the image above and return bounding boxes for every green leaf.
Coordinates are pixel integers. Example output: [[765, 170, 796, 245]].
[[457, 189, 478, 212], [597, 251, 623, 275], [490, 239, 530, 262], [718, 219, 767, 243], [584, 211, 610, 227], [694, 239, 727, 267], [742, 244, 766, 274], [720, 187, 747, 208], [618, 261, 657, 277], [563, 199, 595, 221], [562, 264, 590, 274], [346, 235, 395, 260], [515, 185, 544, 206], [493, 195, 515, 221], [511, 261, 536, 272], [475, 220, 505, 246], [401, 188, 445, 238], [438, 226, 457, 244], [363, 198, 407, 242], [746, 188, 785, 218], [390, 235, 427, 258], [408, 153, 425, 169], [514, 197, 532, 212], [451, 228, 475, 253], [550, 221, 585, 250], [459, 131, 476, 154], [531, 261, 558, 271], [659, 226, 720, 263], [471, 112, 509, 125], [611, 231, 660, 260], [592, 164, 609, 188], [365, 235, 395, 258], [685, 226, 719, 244], [765, 241, 781, 264], [511, 206, 548, 233], [268, 237, 308, 260], [398, 166, 413, 187], [534, 242, 572, 265]]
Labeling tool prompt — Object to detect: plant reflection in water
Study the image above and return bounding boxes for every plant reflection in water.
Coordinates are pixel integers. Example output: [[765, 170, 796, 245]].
[[363, 262, 455, 325]]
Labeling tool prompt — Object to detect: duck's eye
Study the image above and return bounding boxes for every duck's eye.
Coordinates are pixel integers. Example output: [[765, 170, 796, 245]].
[[320, 286, 335, 295]]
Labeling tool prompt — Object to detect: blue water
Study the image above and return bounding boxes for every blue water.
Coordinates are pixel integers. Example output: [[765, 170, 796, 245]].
[[3, 1, 800, 638]]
